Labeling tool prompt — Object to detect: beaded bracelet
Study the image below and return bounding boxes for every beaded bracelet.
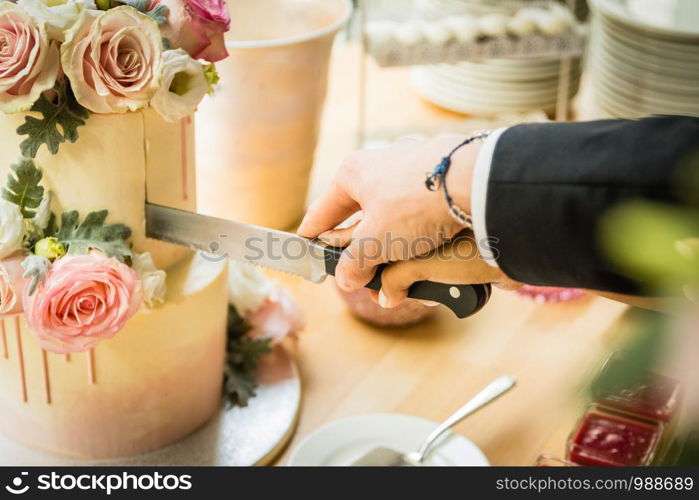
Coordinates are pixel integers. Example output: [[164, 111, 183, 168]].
[[424, 130, 491, 227]]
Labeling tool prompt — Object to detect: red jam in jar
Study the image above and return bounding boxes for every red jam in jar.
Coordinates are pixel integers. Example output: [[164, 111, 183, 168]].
[[567, 409, 662, 466]]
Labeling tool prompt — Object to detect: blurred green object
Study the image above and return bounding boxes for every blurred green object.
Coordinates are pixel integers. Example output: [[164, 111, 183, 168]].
[[590, 310, 667, 399], [601, 201, 699, 295], [594, 149, 699, 465], [673, 432, 699, 466], [601, 148, 699, 296]]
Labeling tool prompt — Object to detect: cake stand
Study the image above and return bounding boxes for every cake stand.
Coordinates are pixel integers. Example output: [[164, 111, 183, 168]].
[[0, 346, 301, 466]]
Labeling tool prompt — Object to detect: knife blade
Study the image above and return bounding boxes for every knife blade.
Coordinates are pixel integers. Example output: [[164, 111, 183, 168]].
[[145, 203, 491, 318]]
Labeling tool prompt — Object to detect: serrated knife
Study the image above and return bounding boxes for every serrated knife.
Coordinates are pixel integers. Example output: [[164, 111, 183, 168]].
[[145, 203, 491, 319]]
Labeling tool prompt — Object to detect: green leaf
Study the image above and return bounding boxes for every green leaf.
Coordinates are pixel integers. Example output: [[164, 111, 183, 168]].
[[223, 305, 273, 407], [56, 209, 132, 261], [223, 366, 259, 407], [2, 157, 44, 218], [118, 0, 169, 25], [147, 4, 169, 25], [16, 80, 89, 158]]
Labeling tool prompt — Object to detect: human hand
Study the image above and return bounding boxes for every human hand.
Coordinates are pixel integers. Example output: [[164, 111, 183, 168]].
[[298, 136, 481, 291], [374, 234, 522, 308]]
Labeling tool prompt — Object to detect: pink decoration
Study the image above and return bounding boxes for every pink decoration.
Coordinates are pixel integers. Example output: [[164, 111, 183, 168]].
[[23, 253, 142, 354], [0, 253, 29, 315], [336, 285, 435, 328], [246, 285, 304, 345], [516, 285, 585, 303], [156, 0, 230, 62]]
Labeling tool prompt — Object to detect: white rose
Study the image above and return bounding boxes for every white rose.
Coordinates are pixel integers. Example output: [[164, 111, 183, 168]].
[[0, 200, 25, 260], [151, 49, 209, 123], [228, 261, 272, 314], [17, 0, 96, 42], [132, 252, 167, 308]]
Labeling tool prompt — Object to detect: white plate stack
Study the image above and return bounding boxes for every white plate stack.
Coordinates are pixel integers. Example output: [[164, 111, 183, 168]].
[[587, 0, 699, 118], [408, 1, 582, 116], [412, 57, 581, 115]]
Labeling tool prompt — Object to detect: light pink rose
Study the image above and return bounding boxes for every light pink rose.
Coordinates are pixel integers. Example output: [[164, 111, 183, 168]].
[[61, 6, 163, 113], [246, 285, 304, 345], [0, 253, 29, 316], [23, 253, 142, 354], [157, 0, 230, 62], [0, 2, 60, 113]]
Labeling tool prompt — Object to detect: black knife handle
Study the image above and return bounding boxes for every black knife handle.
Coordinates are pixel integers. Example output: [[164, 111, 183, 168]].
[[322, 245, 491, 319]]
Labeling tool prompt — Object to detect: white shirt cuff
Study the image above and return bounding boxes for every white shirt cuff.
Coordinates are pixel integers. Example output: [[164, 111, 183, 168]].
[[471, 127, 507, 268]]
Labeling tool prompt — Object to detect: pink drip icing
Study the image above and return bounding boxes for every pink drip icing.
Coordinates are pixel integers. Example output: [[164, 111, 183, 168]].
[[15, 316, 27, 402], [88, 349, 96, 384], [41, 350, 52, 405], [1, 318, 7, 359], [180, 116, 191, 201]]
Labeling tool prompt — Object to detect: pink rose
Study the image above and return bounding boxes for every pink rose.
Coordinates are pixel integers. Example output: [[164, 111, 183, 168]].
[[246, 286, 304, 345], [0, 253, 29, 316], [23, 253, 142, 354], [61, 6, 163, 113], [157, 0, 230, 62], [0, 2, 60, 113]]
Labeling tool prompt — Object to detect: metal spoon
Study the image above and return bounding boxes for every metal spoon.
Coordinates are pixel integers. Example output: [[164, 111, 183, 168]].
[[351, 375, 517, 466]]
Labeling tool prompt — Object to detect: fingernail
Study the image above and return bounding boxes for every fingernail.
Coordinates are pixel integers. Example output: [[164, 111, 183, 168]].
[[418, 300, 440, 307], [378, 290, 388, 308], [318, 231, 334, 245]]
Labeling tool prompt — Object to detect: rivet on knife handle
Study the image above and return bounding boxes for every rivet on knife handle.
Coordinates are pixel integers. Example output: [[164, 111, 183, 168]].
[[322, 245, 491, 319]]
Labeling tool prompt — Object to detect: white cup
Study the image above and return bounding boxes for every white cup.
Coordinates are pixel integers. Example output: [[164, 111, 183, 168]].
[[196, 0, 352, 229]]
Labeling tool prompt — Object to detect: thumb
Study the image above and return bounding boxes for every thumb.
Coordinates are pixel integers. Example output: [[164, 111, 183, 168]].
[[298, 181, 359, 238], [378, 259, 428, 308]]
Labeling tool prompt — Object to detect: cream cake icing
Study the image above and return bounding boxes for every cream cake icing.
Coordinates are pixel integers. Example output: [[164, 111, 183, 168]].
[[0, 253, 228, 459], [0, 109, 228, 459], [0, 108, 196, 270]]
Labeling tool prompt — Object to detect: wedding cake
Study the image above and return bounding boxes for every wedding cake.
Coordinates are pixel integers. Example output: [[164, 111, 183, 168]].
[[0, 0, 293, 460]]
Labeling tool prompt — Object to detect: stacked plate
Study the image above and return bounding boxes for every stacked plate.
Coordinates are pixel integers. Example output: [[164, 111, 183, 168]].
[[412, 57, 581, 115], [587, 0, 699, 118]]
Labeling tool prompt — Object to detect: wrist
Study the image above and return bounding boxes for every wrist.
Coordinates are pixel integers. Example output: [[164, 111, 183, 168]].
[[448, 140, 481, 215]]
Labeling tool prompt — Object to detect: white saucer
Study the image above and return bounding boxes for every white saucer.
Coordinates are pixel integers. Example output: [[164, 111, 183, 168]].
[[287, 413, 489, 466]]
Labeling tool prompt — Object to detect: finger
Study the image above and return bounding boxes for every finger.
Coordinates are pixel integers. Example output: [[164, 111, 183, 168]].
[[378, 260, 427, 308], [334, 223, 387, 292], [317, 217, 361, 248], [297, 181, 359, 238]]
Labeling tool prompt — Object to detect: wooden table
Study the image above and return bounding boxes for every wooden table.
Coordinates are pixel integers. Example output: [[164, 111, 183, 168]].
[[269, 43, 629, 465]]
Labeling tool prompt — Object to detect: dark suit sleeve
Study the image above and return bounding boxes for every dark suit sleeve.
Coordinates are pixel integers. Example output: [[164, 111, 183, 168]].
[[485, 115, 699, 294]]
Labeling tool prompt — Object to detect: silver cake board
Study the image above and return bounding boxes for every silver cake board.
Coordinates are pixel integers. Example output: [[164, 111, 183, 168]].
[[0, 346, 301, 466]]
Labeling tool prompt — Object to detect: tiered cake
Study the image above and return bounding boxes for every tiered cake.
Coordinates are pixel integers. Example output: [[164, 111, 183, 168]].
[[0, 0, 233, 458], [0, 110, 228, 459]]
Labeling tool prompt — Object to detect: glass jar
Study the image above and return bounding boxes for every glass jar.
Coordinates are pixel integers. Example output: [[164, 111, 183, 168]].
[[567, 406, 663, 466], [592, 352, 681, 423]]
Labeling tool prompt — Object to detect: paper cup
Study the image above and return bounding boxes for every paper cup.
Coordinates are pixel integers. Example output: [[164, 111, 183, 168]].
[[196, 0, 352, 229]]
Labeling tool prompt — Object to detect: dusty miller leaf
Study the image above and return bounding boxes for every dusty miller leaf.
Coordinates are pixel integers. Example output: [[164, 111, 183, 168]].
[[21, 255, 51, 296], [2, 157, 44, 218], [16, 81, 89, 158], [56, 210, 132, 261], [223, 305, 273, 407], [119, 0, 169, 25]]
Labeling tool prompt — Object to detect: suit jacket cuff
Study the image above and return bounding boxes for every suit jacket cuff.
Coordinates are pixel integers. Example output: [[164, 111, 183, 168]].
[[471, 127, 507, 268]]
